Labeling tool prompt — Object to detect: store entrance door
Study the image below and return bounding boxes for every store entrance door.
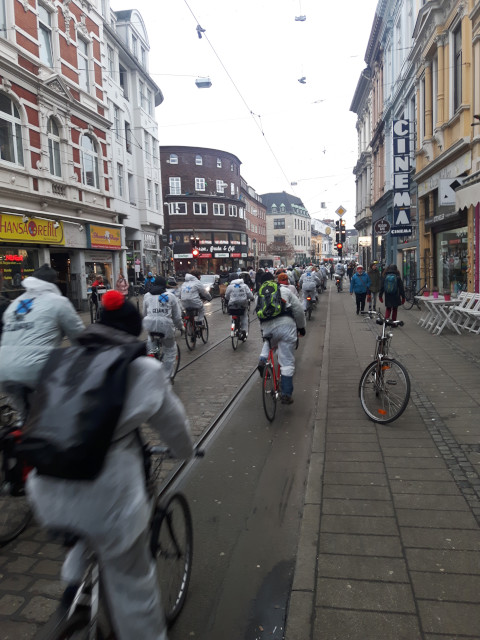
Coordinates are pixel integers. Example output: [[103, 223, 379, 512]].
[[50, 252, 70, 298]]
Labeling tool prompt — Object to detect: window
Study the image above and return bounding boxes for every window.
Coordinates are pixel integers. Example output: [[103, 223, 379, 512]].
[[274, 218, 285, 229], [147, 179, 152, 207], [38, 5, 53, 67], [139, 80, 147, 111], [274, 236, 285, 244], [141, 47, 146, 68], [216, 179, 225, 193], [213, 203, 225, 216], [280, 204, 286, 212], [168, 202, 187, 215], [119, 64, 128, 98], [80, 134, 99, 188], [113, 104, 120, 140], [195, 154, 203, 165], [216, 157, 222, 168], [230, 182, 235, 195], [154, 183, 160, 210], [228, 205, 237, 217], [117, 163, 124, 197], [194, 202, 207, 215], [453, 24, 462, 112], [169, 153, 178, 164], [147, 89, 153, 115], [144, 131, 150, 161], [107, 45, 114, 77], [169, 177, 181, 195], [78, 39, 90, 92], [1, 0, 7, 36], [195, 177, 205, 191], [47, 117, 61, 177], [124, 121, 132, 153], [230, 163, 234, 171], [152, 140, 159, 166], [0, 93, 24, 166], [128, 173, 136, 205], [131, 33, 138, 59]]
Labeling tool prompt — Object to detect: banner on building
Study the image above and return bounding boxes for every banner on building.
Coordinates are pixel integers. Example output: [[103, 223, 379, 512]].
[[88, 225, 122, 250], [0, 213, 65, 245], [393, 120, 411, 232]]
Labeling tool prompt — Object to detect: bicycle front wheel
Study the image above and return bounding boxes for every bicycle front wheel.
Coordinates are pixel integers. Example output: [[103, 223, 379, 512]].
[[185, 319, 196, 351], [152, 493, 193, 626], [200, 317, 209, 344], [403, 287, 415, 310], [262, 366, 277, 422], [359, 358, 410, 424]]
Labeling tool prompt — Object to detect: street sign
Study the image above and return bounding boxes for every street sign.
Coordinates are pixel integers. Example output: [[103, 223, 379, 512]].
[[390, 225, 413, 237], [335, 205, 346, 217], [325, 226, 331, 235], [374, 219, 391, 235]]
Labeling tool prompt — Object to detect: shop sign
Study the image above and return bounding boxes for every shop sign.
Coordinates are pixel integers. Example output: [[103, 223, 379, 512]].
[[174, 253, 191, 259], [391, 225, 413, 237], [392, 120, 411, 226], [231, 253, 241, 258], [85, 251, 113, 263], [143, 232, 157, 249], [198, 253, 212, 258], [0, 213, 65, 245], [88, 225, 121, 250], [374, 219, 390, 235], [215, 253, 229, 258]]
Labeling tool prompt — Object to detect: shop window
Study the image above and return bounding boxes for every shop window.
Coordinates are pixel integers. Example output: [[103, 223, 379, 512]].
[[0, 249, 35, 292], [436, 227, 468, 294], [0, 93, 24, 166], [80, 134, 99, 188], [47, 117, 61, 177]]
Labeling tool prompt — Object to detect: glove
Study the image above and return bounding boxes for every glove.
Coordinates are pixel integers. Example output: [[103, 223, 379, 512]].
[[379, 296, 383, 303], [298, 327, 306, 337]]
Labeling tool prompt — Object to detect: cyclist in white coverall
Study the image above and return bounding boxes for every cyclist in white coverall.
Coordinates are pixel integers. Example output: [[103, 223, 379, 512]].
[[180, 270, 211, 323], [298, 267, 319, 310], [225, 277, 254, 337], [142, 276, 183, 378]]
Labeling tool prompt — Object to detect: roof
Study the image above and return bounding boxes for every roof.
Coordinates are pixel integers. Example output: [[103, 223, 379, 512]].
[[260, 192, 309, 216]]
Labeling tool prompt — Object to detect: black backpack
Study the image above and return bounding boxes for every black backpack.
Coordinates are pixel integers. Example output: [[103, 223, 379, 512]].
[[20, 339, 145, 480]]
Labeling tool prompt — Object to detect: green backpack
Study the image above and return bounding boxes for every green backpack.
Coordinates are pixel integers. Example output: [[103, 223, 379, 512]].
[[256, 280, 285, 321]]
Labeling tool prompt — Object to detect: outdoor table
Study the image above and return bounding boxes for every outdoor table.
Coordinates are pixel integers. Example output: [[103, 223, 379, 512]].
[[415, 296, 461, 335]]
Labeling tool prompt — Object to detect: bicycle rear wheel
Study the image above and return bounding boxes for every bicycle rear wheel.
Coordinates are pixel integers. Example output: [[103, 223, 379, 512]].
[[359, 358, 410, 424], [185, 319, 196, 351], [200, 317, 209, 344], [152, 493, 193, 626], [231, 319, 239, 350], [262, 365, 277, 422], [403, 287, 415, 310]]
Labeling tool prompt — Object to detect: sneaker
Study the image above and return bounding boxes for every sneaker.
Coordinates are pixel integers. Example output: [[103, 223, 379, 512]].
[[257, 359, 266, 377], [281, 394, 294, 405]]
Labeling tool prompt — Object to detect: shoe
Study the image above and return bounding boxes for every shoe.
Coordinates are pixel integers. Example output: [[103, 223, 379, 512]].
[[356, 310, 359, 315], [257, 359, 266, 377], [281, 394, 294, 405], [242, 331, 248, 340]]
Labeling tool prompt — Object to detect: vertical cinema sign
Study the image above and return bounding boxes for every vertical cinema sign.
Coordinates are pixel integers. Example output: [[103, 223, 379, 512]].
[[393, 120, 411, 227]]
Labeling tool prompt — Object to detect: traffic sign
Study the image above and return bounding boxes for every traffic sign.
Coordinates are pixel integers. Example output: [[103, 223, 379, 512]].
[[390, 225, 413, 237], [374, 219, 391, 235], [335, 205, 346, 217]]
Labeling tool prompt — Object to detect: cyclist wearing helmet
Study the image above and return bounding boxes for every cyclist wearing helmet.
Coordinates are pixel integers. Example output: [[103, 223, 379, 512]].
[[225, 275, 254, 339], [180, 270, 212, 324]]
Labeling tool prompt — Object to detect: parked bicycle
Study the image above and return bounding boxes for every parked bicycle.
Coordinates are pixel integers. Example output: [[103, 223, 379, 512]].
[[230, 310, 247, 350], [183, 309, 209, 351], [148, 331, 181, 381], [36, 445, 203, 640], [403, 280, 428, 310], [359, 310, 410, 423], [0, 402, 32, 545]]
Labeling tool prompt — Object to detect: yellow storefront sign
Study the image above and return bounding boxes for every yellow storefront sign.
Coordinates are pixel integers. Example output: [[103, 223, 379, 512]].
[[0, 213, 65, 245], [88, 225, 121, 250]]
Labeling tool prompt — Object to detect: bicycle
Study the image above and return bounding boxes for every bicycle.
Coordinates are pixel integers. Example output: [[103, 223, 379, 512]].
[[403, 280, 428, 310], [36, 445, 202, 640], [0, 402, 32, 545], [261, 340, 281, 422], [304, 294, 314, 320], [335, 274, 343, 292], [183, 309, 209, 351], [230, 309, 247, 350], [359, 310, 411, 424], [148, 332, 181, 381]]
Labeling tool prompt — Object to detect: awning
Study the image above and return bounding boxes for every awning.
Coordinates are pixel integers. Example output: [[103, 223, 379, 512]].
[[455, 179, 480, 209]]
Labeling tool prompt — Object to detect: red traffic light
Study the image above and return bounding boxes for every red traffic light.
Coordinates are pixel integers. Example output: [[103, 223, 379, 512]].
[[192, 248, 199, 257], [336, 243, 343, 250]]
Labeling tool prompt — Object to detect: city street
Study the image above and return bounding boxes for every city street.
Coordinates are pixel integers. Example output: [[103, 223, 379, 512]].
[[1, 282, 480, 639]]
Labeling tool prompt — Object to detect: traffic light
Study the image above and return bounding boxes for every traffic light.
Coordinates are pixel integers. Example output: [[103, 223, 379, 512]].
[[336, 242, 343, 258], [190, 235, 200, 256], [192, 247, 199, 257], [340, 219, 346, 244], [335, 220, 340, 244]]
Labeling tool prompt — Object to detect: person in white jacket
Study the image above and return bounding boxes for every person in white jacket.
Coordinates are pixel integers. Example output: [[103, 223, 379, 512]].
[[143, 276, 183, 377], [0, 264, 84, 421], [179, 271, 212, 324], [225, 276, 254, 338], [27, 290, 193, 640]]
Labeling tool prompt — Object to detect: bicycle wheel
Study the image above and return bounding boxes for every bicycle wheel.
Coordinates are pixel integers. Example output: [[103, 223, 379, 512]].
[[200, 316, 209, 344], [359, 358, 410, 424], [152, 493, 193, 626], [262, 365, 277, 422], [185, 319, 196, 351], [231, 319, 239, 350], [403, 287, 415, 310], [221, 297, 227, 314], [172, 343, 181, 380], [307, 306, 312, 321]]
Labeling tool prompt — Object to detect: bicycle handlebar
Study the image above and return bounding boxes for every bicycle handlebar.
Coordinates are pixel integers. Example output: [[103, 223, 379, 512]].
[[361, 310, 404, 327]]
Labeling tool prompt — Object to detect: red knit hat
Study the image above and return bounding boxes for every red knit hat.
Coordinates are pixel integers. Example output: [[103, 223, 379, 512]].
[[100, 290, 142, 336]]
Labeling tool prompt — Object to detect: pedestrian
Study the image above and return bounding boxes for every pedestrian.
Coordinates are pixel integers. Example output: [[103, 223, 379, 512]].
[[350, 265, 371, 315], [115, 272, 129, 298], [367, 261, 381, 310], [255, 267, 264, 293], [329, 263, 334, 280], [347, 262, 355, 281], [143, 272, 156, 294], [379, 264, 406, 321], [0, 264, 84, 421]]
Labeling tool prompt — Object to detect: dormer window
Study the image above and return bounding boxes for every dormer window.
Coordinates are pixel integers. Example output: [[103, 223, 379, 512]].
[[169, 153, 178, 164], [195, 154, 203, 165]]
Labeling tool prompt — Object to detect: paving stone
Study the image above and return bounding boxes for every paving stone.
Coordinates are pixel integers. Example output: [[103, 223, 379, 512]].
[[418, 600, 480, 636], [410, 571, 480, 602], [321, 514, 398, 535], [317, 554, 409, 583], [0, 620, 37, 640], [323, 485, 391, 501], [315, 577, 415, 612], [401, 527, 480, 550], [0, 574, 33, 592], [0, 594, 24, 615], [324, 461, 386, 474], [382, 447, 441, 458], [322, 498, 394, 517], [29, 559, 63, 577], [325, 442, 381, 452], [323, 472, 388, 486], [406, 548, 480, 574], [326, 451, 383, 462], [319, 533, 403, 557], [393, 494, 469, 511], [387, 467, 453, 481], [396, 508, 479, 529], [20, 596, 58, 623], [389, 480, 461, 495], [384, 457, 446, 469], [314, 608, 422, 640]]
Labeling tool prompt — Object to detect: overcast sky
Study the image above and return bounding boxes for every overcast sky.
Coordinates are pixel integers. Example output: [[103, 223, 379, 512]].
[[111, 0, 379, 227]]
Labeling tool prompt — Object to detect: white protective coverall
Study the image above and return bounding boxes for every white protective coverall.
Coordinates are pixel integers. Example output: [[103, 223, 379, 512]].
[[179, 273, 212, 322], [225, 278, 254, 333], [143, 287, 183, 377], [298, 270, 318, 310], [27, 343, 193, 640], [0, 277, 84, 418]]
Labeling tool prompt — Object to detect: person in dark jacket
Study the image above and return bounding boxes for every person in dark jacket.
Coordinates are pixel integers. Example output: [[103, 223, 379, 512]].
[[379, 264, 405, 321], [367, 261, 382, 311]]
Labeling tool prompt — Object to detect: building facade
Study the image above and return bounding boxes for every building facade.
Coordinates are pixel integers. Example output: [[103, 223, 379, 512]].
[[240, 177, 267, 270], [261, 192, 312, 265], [160, 145, 248, 275]]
